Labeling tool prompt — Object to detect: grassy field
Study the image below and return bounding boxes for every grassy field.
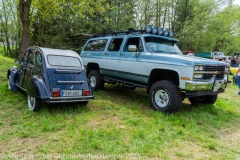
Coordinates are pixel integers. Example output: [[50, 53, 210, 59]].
[[0, 55, 240, 160]]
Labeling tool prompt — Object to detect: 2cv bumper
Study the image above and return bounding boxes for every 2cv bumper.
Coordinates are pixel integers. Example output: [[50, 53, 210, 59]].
[[46, 96, 94, 103]]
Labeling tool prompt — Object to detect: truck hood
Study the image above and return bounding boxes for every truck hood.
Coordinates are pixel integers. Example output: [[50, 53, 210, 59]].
[[142, 53, 229, 67]]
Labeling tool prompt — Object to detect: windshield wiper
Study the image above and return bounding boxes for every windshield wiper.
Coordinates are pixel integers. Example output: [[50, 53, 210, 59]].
[[170, 52, 180, 54], [154, 50, 166, 53]]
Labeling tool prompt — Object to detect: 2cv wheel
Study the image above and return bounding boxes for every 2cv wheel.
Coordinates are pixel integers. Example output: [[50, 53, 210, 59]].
[[28, 95, 41, 111], [149, 80, 182, 113]]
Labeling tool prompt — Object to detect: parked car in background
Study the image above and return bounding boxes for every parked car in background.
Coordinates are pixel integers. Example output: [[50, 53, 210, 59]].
[[7, 46, 94, 111]]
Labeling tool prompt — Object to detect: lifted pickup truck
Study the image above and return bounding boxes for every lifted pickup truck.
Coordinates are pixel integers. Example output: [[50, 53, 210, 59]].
[[80, 25, 229, 113]]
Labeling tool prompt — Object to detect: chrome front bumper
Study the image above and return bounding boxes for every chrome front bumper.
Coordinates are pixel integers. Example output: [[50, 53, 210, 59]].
[[185, 77, 227, 91]]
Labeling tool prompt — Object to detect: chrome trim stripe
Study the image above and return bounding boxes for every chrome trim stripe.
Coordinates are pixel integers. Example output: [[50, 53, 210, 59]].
[[57, 81, 84, 84], [55, 69, 82, 73]]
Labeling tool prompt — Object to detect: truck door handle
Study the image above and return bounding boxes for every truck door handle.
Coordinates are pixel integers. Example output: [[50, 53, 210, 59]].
[[120, 53, 125, 55], [105, 53, 109, 55]]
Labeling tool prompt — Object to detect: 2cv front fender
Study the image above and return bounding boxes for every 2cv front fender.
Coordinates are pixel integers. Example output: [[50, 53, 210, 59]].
[[7, 66, 18, 92]]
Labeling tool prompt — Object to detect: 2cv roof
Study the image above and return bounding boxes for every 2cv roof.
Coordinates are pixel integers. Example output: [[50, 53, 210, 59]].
[[38, 47, 79, 57], [31, 46, 83, 69]]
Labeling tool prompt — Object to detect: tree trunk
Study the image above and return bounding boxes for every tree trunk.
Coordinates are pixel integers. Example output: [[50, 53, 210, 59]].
[[19, 0, 32, 61]]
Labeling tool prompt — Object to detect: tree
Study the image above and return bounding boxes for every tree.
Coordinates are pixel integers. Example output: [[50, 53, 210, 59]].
[[19, 0, 32, 61], [0, 0, 20, 58]]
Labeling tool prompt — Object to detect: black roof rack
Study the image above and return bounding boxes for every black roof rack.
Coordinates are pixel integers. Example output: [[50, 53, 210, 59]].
[[93, 28, 146, 37], [67, 28, 148, 41], [67, 34, 93, 41]]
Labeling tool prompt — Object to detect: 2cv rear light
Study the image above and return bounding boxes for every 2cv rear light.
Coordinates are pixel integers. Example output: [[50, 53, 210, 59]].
[[84, 90, 90, 96], [52, 90, 60, 97]]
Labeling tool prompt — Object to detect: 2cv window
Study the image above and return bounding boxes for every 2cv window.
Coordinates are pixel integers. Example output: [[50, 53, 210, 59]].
[[27, 52, 34, 68], [47, 55, 82, 67], [35, 53, 43, 72]]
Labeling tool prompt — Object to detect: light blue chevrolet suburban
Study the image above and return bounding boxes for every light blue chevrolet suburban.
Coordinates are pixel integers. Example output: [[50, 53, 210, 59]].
[[80, 25, 229, 113]]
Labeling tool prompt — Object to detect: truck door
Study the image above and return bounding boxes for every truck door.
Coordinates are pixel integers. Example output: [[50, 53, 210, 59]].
[[102, 38, 124, 78], [118, 37, 143, 83]]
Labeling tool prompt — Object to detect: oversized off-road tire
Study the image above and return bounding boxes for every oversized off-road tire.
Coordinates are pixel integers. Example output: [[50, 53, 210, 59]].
[[28, 95, 41, 112], [188, 95, 217, 105], [149, 80, 182, 113], [88, 70, 104, 90]]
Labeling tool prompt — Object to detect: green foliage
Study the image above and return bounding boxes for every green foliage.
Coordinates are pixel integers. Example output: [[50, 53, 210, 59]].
[[1, 0, 240, 57]]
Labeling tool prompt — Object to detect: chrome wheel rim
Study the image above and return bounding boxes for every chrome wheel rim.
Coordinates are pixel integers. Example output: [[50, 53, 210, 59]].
[[8, 75, 11, 90], [155, 90, 169, 107], [90, 76, 96, 88], [28, 95, 35, 110]]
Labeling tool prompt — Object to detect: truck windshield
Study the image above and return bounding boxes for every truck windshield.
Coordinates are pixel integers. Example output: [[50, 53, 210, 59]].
[[145, 37, 182, 54], [47, 55, 82, 67]]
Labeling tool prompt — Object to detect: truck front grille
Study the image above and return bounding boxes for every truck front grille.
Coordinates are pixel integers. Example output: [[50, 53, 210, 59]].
[[204, 66, 225, 72], [203, 65, 225, 80]]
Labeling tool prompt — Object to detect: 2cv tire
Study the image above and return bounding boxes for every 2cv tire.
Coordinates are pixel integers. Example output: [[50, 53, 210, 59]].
[[28, 95, 41, 111], [149, 80, 182, 113]]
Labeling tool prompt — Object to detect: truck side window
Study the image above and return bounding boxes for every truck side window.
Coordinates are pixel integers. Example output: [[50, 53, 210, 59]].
[[84, 39, 108, 51], [124, 37, 143, 52], [108, 38, 123, 51]]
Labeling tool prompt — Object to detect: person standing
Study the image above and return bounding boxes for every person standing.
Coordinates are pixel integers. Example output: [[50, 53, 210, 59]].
[[236, 64, 240, 95], [237, 57, 240, 66], [231, 56, 237, 67]]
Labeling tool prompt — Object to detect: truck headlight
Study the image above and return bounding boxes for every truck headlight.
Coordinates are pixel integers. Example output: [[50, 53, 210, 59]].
[[194, 65, 204, 70], [194, 74, 203, 78], [225, 67, 229, 71]]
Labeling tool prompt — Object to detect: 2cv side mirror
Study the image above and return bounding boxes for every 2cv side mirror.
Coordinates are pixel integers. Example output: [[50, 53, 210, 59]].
[[128, 45, 140, 58]]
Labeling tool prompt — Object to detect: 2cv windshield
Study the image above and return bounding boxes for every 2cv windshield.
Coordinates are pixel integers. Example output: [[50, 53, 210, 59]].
[[145, 37, 182, 54], [47, 55, 82, 67]]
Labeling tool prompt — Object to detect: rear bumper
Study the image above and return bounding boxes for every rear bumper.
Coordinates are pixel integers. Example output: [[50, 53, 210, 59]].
[[46, 96, 94, 103]]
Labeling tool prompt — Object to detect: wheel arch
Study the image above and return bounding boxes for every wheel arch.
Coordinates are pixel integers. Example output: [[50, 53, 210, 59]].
[[86, 63, 100, 76], [147, 68, 179, 93]]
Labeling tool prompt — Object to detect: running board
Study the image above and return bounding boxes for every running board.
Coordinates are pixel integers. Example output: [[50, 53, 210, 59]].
[[103, 77, 147, 88]]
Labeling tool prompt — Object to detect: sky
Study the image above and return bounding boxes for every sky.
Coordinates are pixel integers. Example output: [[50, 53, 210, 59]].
[[233, 0, 240, 5]]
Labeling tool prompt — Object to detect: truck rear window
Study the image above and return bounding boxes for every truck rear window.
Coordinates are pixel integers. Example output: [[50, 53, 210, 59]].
[[47, 55, 82, 67]]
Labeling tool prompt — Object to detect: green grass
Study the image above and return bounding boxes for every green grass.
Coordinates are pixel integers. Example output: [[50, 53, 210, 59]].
[[0, 54, 240, 159]]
